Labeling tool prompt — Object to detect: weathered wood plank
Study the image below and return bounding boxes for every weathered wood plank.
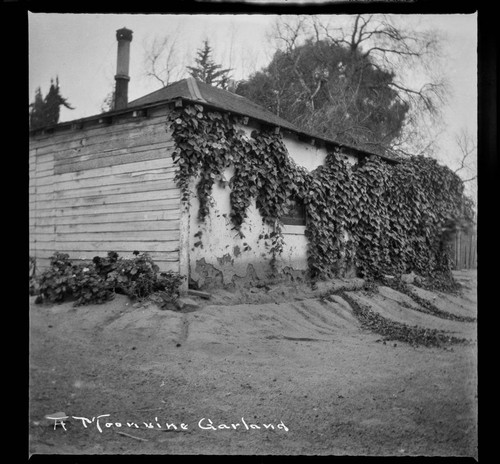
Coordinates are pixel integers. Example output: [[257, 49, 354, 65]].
[[34, 220, 179, 235], [37, 122, 172, 159], [36, 188, 180, 210], [34, 170, 55, 182], [37, 167, 177, 194], [34, 229, 180, 243], [54, 220, 180, 234], [38, 158, 176, 186], [51, 179, 178, 201], [52, 125, 173, 162], [33, 170, 56, 183], [35, 186, 179, 209], [33, 162, 53, 173], [37, 210, 179, 226], [32, 113, 170, 149], [35, 240, 180, 253], [30, 106, 172, 150], [54, 140, 175, 171], [51, 198, 180, 216], [33, 154, 54, 166], [30, 225, 55, 235], [55, 146, 175, 175], [32, 151, 56, 166]]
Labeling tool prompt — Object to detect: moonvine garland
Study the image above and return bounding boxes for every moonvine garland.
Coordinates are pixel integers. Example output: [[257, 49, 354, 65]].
[[168, 104, 473, 282]]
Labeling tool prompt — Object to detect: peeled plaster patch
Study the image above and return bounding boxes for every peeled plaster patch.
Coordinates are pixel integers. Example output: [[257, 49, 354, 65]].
[[231, 264, 260, 288], [194, 258, 224, 289], [217, 253, 234, 266]]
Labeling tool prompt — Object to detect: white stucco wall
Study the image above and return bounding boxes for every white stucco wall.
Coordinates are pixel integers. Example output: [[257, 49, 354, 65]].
[[186, 122, 359, 289]]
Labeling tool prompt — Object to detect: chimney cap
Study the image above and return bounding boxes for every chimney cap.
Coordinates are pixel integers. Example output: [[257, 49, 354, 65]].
[[116, 28, 133, 42]]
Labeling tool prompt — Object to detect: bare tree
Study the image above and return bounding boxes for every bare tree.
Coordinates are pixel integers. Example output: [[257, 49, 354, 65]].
[[142, 33, 185, 88], [450, 127, 477, 213], [263, 14, 449, 157], [453, 128, 477, 183], [453, 126, 478, 214]]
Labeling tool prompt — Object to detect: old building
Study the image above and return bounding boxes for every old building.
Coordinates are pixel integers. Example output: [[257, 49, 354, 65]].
[[29, 28, 396, 290]]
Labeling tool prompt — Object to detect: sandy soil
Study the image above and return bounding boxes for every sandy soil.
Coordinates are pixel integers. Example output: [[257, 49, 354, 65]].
[[29, 270, 478, 457]]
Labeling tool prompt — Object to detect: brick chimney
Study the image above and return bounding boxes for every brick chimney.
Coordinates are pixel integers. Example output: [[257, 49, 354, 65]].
[[114, 28, 133, 110]]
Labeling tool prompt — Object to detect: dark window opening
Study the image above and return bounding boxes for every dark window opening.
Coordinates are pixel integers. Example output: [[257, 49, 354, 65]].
[[282, 198, 307, 226]]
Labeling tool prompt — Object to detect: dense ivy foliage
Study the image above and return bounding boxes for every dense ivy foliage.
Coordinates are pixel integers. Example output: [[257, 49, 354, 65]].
[[168, 104, 473, 284]]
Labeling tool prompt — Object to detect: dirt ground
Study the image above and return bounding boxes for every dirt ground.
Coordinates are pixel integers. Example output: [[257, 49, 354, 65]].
[[29, 270, 478, 457]]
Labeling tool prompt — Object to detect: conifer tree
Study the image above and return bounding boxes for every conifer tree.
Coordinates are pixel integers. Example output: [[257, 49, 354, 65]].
[[187, 40, 232, 89], [29, 77, 74, 130], [29, 87, 46, 131]]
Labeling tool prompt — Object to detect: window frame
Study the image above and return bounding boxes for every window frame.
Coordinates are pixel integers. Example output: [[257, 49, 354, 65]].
[[282, 197, 307, 227]]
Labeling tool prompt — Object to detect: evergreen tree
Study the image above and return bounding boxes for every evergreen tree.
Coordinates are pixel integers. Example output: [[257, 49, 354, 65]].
[[29, 77, 74, 130], [237, 40, 409, 154], [187, 40, 232, 89], [29, 87, 46, 131], [237, 15, 447, 157]]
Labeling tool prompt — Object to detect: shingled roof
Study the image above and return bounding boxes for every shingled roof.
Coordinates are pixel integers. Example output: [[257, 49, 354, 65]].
[[128, 78, 396, 163], [31, 77, 396, 163], [128, 77, 299, 132]]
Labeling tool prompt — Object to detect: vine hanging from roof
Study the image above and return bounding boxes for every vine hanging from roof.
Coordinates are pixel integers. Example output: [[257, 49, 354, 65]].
[[167, 103, 474, 285]]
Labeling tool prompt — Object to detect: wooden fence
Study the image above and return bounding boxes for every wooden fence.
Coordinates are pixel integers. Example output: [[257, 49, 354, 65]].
[[449, 228, 477, 270]]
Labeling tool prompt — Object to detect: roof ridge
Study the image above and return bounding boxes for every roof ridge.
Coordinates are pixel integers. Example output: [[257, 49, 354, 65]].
[[186, 77, 207, 103]]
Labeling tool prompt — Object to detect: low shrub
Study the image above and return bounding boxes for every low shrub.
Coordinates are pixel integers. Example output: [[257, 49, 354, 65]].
[[35, 251, 184, 307], [70, 263, 115, 306], [37, 252, 75, 303]]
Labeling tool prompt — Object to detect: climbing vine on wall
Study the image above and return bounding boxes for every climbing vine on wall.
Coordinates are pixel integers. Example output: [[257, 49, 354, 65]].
[[168, 103, 474, 283]]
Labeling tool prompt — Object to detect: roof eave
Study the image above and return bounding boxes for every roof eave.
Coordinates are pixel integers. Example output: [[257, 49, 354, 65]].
[[28, 100, 173, 136], [173, 95, 398, 162], [29, 93, 398, 164]]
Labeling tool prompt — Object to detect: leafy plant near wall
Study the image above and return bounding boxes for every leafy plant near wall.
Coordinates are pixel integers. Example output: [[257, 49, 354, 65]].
[[169, 103, 307, 271], [167, 104, 474, 285], [35, 251, 184, 307], [170, 104, 236, 221]]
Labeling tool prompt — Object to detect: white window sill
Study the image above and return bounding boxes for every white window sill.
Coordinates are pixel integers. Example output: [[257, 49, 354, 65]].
[[283, 224, 306, 235]]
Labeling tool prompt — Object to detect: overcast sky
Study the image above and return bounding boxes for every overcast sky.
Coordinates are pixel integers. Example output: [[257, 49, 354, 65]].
[[28, 12, 477, 180]]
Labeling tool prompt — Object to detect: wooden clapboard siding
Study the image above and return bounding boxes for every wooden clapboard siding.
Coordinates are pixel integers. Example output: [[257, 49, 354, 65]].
[[52, 124, 172, 161], [37, 166, 176, 194], [53, 178, 178, 201], [36, 189, 180, 210], [53, 134, 174, 165], [32, 106, 171, 151], [42, 157, 175, 182], [37, 211, 179, 226], [53, 198, 180, 217], [36, 178, 178, 204], [29, 105, 182, 273], [36, 219, 180, 232], [55, 142, 175, 174]]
